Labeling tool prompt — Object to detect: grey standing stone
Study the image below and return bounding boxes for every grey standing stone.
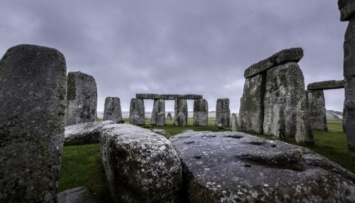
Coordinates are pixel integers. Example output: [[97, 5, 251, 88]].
[[151, 99, 165, 126], [103, 97, 123, 123], [174, 99, 188, 127], [167, 112, 173, 121], [193, 99, 208, 126], [239, 74, 265, 134], [231, 113, 238, 131], [66, 71, 97, 125], [0, 44, 67, 202], [263, 62, 305, 138], [216, 98, 230, 127], [306, 90, 327, 131], [295, 94, 314, 145], [129, 98, 145, 125]]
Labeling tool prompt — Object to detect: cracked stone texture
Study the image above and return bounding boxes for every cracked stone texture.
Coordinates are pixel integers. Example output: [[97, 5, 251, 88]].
[[103, 97, 123, 123], [66, 71, 97, 126], [100, 124, 182, 203], [0, 44, 67, 202], [193, 99, 208, 126], [129, 98, 145, 125], [170, 131, 355, 203], [151, 99, 165, 126], [216, 98, 230, 127], [306, 90, 327, 131]]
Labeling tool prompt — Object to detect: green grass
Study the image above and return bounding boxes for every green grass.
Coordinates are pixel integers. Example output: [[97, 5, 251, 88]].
[[58, 118, 355, 201]]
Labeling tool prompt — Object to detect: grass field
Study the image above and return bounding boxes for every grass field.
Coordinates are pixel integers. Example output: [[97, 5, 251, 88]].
[[58, 118, 354, 201]]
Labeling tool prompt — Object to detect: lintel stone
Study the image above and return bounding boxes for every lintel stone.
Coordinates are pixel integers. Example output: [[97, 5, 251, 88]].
[[307, 80, 345, 90], [136, 93, 161, 99]]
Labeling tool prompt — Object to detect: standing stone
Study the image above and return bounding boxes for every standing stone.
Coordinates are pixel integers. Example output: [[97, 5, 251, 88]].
[[129, 98, 145, 125], [295, 94, 314, 145], [0, 44, 67, 202], [239, 74, 265, 134], [231, 113, 238, 131], [66, 71, 97, 125], [306, 90, 327, 131], [167, 112, 173, 121], [216, 98, 230, 127], [103, 97, 123, 123], [174, 99, 187, 127], [193, 99, 208, 126], [263, 62, 305, 138], [151, 99, 165, 126]]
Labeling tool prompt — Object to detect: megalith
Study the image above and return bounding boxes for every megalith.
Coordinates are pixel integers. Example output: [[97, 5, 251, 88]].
[[103, 97, 123, 123], [151, 99, 165, 126], [129, 98, 145, 125], [306, 90, 327, 131], [231, 113, 238, 131], [263, 62, 305, 138], [339, 0, 355, 151], [216, 98, 230, 127], [174, 99, 188, 127], [295, 94, 314, 145], [193, 99, 208, 126], [66, 71, 97, 125], [0, 44, 67, 202]]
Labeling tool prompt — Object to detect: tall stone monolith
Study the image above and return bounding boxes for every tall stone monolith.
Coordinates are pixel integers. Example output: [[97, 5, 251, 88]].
[[103, 97, 123, 123], [295, 94, 314, 145], [129, 98, 145, 125], [263, 62, 305, 138], [174, 99, 187, 127], [216, 98, 230, 127], [193, 99, 208, 126], [339, 0, 355, 151], [0, 44, 67, 202], [66, 71, 97, 125], [306, 90, 327, 131], [151, 99, 165, 126], [231, 113, 238, 131]]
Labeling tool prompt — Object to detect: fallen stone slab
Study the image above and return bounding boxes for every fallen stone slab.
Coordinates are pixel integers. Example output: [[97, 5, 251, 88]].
[[58, 187, 98, 203], [100, 124, 182, 203], [64, 121, 114, 145], [136, 93, 161, 99], [170, 131, 355, 202], [307, 80, 345, 90], [244, 47, 303, 78]]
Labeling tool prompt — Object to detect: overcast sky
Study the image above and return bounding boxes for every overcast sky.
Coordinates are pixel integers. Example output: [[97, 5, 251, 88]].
[[0, 0, 347, 112]]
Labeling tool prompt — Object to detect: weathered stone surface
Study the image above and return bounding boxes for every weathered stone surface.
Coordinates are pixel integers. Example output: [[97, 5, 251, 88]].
[[152, 129, 166, 136], [263, 62, 305, 138], [307, 80, 345, 90], [64, 121, 114, 145], [231, 113, 238, 131], [160, 94, 181, 100], [295, 94, 314, 144], [216, 98, 230, 127], [170, 131, 355, 202], [151, 99, 165, 126], [66, 71, 97, 125], [239, 74, 265, 134], [58, 186, 98, 203], [244, 48, 303, 78], [0, 44, 67, 202], [103, 97, 123, 123], [174, 99, 188, 127], [129, 98, 145, 125], [136, 93, 161, 99], [100, 124, 182, 203], [193, 99, 208, 126], [344, 76, 355, 151], [306, 90, 327, 131], [181, 94, 203, 100], [339, 0, 355, 21], [344, 18, 355, 77]]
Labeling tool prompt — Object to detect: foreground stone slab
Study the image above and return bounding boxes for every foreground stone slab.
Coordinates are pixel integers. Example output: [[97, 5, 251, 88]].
[[244, 48, 303, 78], [0, 44, 67, 202], [306, 90, 327, 131], [64, 121, 114, 145], [58, 186, 98, 203], [307, 80, 345, 90], [100, 124, 182, 203], [66, 71, 97, 125], [170, 131, 355, 202], [103, 97, 123, 123]]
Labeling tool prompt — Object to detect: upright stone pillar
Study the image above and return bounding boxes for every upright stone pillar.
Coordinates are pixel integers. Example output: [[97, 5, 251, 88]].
[[103, 97, 123, 123], [66, 71, 97, 125], [129, 98, 145, 125], [151, 99, 165, 126], [193, 99, 208, 126], [174, 99, 187, 127], [231, 113, 238, 131], [295, 94, 314, 145], [0, 45, 67, 202], [216, 98, 230, 127], [306, 90, 327, 131], [339, 0, 355, 151]]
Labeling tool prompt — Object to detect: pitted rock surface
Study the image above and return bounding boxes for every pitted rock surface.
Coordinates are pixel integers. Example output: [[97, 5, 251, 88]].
[[64, 121, 114, 145], [100, 124, 182, 203], [170, 131, 355, 202]]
